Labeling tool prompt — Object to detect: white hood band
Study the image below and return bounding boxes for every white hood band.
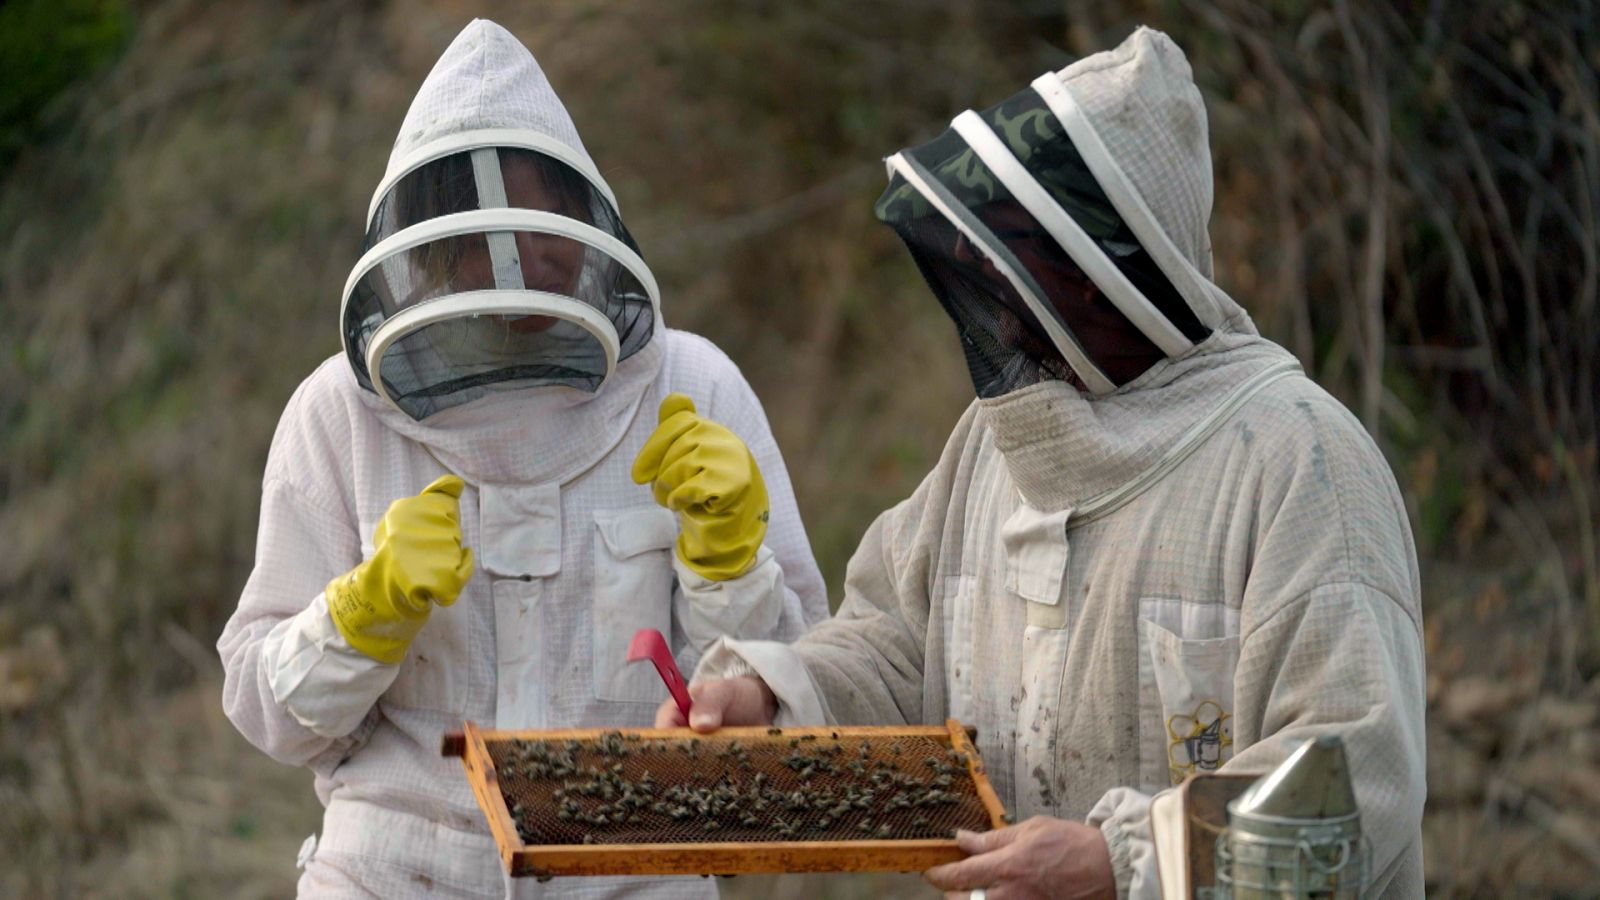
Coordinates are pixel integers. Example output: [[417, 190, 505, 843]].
[[949, 110, 1196, 359], [340, 208, 660, 329], [886, 151, 1118, 395], [366, 127, 621, 228], [364, 290, 620, 411], [1030, 73, 1224, 331]]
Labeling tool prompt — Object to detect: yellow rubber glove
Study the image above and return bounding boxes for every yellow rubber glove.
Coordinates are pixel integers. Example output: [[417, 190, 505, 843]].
[[326, 475, 476, 664], [631, 393, 769, 581]]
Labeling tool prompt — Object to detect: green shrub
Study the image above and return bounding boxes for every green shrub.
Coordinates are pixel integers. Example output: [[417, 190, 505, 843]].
[[0, 0, 130, 167]]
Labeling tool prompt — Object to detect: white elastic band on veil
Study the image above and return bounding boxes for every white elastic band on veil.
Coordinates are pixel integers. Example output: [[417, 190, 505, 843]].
[[950, 110, 1194, 358], [470, 147, 527, 291]]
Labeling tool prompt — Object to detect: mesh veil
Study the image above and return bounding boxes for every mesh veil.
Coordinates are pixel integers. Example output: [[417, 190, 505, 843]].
[[875, 84, 1211, 397], [342, 147, 655, 420]]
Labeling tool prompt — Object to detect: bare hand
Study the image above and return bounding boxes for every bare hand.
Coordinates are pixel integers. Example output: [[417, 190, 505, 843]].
[[923, 816, 1115, 899], [652, 676, 778, 731]]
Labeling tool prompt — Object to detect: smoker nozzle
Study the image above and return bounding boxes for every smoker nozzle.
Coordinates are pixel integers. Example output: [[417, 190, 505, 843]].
[[1231, 735, 1358, 824]]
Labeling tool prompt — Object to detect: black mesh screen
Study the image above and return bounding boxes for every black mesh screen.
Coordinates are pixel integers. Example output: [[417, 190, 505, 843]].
[[373, 317, 611, 420], [963, 193, 1167, 386], [894, 213, 1067, 399], [364, 148, 640, 257]]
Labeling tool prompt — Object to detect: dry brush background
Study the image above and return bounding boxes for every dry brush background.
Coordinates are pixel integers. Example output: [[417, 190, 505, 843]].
[[1, 0, 1597, 896]]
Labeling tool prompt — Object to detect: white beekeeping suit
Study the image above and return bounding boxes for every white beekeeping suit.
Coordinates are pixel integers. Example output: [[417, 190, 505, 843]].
[[217, 19, 827, 898], [696, 27, 1425, 898]]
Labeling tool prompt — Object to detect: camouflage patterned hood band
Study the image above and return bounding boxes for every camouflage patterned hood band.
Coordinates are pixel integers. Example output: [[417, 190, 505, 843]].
[[876, 88, 1124, 237]]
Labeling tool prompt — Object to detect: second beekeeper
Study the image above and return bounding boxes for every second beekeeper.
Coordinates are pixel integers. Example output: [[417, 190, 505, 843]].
[[664, 27, 1426, 899]]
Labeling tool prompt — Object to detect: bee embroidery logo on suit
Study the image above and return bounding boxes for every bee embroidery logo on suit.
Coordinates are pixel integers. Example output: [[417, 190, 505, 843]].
[[1166, 700, 1232, 783]]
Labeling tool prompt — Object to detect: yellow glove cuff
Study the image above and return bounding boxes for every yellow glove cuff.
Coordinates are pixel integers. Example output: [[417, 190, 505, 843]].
[[326, 568, 423, 665], [326, 474, 475, 663]]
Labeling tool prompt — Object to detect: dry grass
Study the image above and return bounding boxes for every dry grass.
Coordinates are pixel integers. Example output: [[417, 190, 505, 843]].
[[1, 0, 1596, 896]]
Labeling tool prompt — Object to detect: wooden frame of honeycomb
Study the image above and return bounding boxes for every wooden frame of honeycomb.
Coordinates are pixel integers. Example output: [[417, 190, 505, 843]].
[[442, 718, 1007, 879]]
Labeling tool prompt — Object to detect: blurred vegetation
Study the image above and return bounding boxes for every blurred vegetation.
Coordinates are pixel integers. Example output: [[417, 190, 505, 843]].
[[0, 0, 1597, 896], [0, 0, 130, 167]]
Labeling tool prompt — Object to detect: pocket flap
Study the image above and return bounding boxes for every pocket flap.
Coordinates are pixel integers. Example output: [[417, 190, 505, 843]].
[[1001, 502, 1073, 605], [480, 482, 562, 578], [595, 507, 678, 560]]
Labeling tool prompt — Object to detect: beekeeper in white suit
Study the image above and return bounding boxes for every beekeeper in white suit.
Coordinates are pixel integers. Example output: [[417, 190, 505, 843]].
[[665, 27, 1426, 898], [217, 19, 827, 898]]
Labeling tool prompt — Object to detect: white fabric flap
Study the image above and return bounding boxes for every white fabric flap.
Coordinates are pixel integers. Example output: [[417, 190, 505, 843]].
[[595, 506, 677, 559], [1001, 501, 1073, 605], [479, 482, 562, 578], [693, 637, 832, 727], [264, 592, 401, 739]]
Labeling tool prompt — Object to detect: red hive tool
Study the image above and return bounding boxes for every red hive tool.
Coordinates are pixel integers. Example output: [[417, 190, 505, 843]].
[[625, 627, 691, 720]]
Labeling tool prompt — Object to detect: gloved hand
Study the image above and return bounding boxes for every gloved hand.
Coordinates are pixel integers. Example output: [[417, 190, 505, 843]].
[[326, 474, 475, 664], [631, 393, 769, 581]]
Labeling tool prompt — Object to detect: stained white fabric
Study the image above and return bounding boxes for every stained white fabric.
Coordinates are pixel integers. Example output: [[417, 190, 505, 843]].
[[672, 548, 786, 654], [264, 592, 401, 739], [1085, 789, 1159, 899], [695, 638, 831, 728], [695, 27, 1425, 899], [700, 371, 1427, 898], [218, 17, 827, 899]]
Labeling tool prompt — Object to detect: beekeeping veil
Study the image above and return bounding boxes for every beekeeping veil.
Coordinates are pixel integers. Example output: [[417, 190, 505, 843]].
[[877, 28, 1302, 515], [341, 19, 658, 422], [875, 27, 1248, 398], [334, 19, 666, 487]]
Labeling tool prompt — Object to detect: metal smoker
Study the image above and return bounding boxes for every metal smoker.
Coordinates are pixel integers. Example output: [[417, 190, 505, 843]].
[[1213, 735, 1369, 898]]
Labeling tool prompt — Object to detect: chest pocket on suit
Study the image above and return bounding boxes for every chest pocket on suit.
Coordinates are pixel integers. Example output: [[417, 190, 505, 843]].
[[592, 507, 678, 703], [1137, 597, 1240, 790]]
